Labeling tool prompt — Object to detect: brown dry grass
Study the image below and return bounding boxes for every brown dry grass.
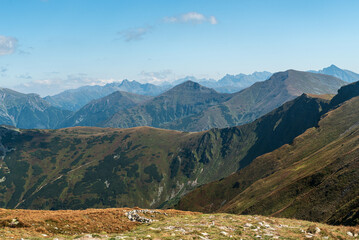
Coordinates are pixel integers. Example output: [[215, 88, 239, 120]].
[[306, 93, 335, 100], [0, 207, 197, 239], [0, 208, 357, 239]]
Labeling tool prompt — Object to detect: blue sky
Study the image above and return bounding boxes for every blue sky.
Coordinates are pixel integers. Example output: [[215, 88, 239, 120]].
[[0, 0, 359, 96]]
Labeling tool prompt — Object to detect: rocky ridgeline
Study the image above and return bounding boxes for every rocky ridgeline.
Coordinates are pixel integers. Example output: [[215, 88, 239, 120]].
[[125, 209, 168, 223]]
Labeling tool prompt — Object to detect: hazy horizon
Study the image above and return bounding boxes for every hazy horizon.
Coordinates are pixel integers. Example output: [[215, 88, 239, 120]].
[[1, 0, 359, 95]]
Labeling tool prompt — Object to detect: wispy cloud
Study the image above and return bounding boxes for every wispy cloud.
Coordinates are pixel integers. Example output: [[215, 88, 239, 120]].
[[0, 35, 18, 55], [118, 26, 153, 42], [13, 75, 121, 96], [164, 12, 218, 25], [139, 69, 174, 84], [0, 67, 7, 73], [0, 66, 8, 77], [16, 74, 32, 79]]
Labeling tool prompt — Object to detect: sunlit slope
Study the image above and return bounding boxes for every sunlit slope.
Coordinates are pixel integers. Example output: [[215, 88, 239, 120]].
[[176, 87, 359, 226]]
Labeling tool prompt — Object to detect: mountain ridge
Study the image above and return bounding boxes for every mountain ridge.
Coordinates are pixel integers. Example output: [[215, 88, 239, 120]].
[[161, 70, 345, 131], [175, 80, 359, 226]]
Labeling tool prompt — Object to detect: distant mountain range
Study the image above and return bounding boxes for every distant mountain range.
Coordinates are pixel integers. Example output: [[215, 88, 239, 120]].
[[43, 72, 271, 112], [172, 71, 272, 93], [103, 70, 345, 131], [40, 65, 358, 114], [44, 80, 168, 111], [0, 66, 357, 130]]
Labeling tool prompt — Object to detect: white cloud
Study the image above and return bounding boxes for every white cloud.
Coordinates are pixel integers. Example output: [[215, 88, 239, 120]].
[[118, 26, 153, 42], [209, 16, 218, 25], [0, 35, 18, 55], [164, 12, 218, 25], [13, 75, 121, 97]]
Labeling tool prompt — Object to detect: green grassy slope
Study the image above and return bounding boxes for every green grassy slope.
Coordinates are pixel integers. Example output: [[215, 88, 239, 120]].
[[176, 87, 359, 226], [0, 126, 203, 209], [0, 94, 328, 211]]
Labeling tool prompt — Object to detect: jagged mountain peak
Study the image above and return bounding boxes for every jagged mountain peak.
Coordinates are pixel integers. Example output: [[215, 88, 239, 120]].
[[326, 64, 340, 69], [120, 79, 138, 85]]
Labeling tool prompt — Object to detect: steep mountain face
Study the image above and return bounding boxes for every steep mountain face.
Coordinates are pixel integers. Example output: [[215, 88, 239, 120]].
[[44, 80, 168, 111], [0, 93, 329, 211], [0, 88, 71, 129], [58, 91, 152, 128], [103, 81, 231, 129], [311, 64, 359, 83], [176, 82, 359, 226], [163, 70, 345, 131], [330, 80, 359, 107]]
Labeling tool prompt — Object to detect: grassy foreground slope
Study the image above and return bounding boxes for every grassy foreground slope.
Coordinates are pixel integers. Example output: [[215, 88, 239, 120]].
[[0, 126, 202, 209], [176, 82, 359, 226], [0, 207, 358, 239]]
